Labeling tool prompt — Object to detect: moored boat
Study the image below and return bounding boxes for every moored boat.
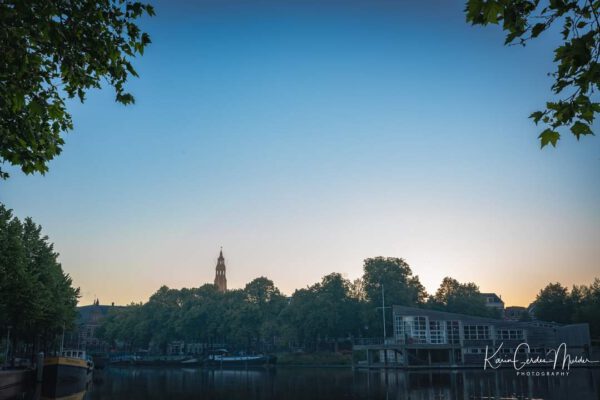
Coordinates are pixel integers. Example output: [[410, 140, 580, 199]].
[[42, 350, 93, 398], [205, 352, 276, 367]]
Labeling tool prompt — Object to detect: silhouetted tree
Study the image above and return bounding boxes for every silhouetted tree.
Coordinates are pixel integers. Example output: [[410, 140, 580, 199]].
[[362, 257, 427, 336], [534, 282, 573, 324], [427, 277, 498, 318]]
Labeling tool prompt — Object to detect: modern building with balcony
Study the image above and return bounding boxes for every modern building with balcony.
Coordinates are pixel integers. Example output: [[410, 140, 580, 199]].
[[353, 305, 591, 368]]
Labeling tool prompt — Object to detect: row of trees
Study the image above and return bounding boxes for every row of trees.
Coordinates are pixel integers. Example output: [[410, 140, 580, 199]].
[[96, 257, 502, 353], [0, 204, 80, 360], [534, 280, 600, 337]]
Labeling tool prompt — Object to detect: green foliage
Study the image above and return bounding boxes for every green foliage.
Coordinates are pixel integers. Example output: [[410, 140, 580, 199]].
[[426, 277, 499, 318], [95, 256, 600, 353], [571, 279, 600, 338], [466, 0, 600, 148], [362, 257, 426, 307], [282, 273, 364, 350], [533, 279, 600, 338], [0, 0, 154, 179], [98, 273, 366, 353], [0, 203, 80, 352], [533, 282, 574, 323], [98, 279, 288, 353]]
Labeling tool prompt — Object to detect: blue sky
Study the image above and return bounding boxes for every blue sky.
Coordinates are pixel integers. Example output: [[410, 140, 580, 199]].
[[2, 0, 599, 306]]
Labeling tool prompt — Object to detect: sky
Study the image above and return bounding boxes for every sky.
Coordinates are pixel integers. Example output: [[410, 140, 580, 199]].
[[1, 0, 599, 307]]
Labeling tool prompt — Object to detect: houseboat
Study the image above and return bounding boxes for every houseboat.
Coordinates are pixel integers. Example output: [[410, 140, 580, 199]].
[[205, 350, 276, 367], [42, 350, 93, 398]]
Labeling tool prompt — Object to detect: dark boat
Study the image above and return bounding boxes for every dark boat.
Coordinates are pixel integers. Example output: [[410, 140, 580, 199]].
[[205, 352, 277, 367], [42, 350, 93, 398]]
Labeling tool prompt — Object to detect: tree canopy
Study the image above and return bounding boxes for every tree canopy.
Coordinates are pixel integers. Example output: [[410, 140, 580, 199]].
[[532, 280, 600, 337], [533, 282, 575, 323], [97, 259, 426, 352], [0, 0, 154, 178], [96, 260, 600, 354], [427, 276, 500, 318], [466, 0, 600, 148], [362, 257, 427, 307], [0, 203, 80, 357]]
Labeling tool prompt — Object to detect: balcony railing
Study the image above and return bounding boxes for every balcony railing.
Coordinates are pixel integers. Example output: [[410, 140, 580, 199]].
[[352, 338, 384, 346]]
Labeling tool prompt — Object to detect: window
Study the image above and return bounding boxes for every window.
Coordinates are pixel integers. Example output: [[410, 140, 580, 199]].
[[395, 316, 429, 343], [447, 321, 460, 344], [394, 315, 404, 338], [429, 321, 447, 344], [496, 329, 524, 340], [463, 324, 490, 340], [411, 316, 428, 343]]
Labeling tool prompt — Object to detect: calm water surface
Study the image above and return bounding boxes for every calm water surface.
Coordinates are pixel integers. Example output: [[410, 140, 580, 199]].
[[81, 366, 600, 400]]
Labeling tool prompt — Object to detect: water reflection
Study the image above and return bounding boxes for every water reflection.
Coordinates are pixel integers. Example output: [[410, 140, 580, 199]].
[[81, 367, 600, 400]]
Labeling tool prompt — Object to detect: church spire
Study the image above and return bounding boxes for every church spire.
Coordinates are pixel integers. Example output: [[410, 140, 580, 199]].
[[214, 247, 227, 292]]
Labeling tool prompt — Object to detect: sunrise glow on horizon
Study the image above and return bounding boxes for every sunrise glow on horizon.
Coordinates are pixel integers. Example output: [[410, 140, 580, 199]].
[[1, 0, 598, 309]]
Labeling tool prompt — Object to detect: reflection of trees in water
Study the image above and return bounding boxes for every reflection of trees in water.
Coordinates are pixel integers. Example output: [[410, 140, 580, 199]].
[[86, 367, 600, 400]]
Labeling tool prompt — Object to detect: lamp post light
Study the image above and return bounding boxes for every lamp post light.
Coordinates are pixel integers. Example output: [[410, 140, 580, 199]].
[[5, 326, 12, 366], [375, 284, 390, 343]]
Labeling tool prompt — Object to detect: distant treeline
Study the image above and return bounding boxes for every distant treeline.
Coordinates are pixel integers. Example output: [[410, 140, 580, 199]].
[[0, 204, 80, 359], [97, 257, 497, 353], [533, 280, 600, 338], [96, 256, 600, 353], [1, 201, 597, 359]]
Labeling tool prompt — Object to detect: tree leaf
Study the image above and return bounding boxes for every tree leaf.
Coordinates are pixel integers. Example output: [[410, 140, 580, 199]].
[[531, 23, 546, 38], [539, 128, 560, 148], [570, 121, 593, 139]]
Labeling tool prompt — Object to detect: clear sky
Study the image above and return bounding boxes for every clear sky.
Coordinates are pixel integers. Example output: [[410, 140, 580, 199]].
[[1, 0, 599, 307]]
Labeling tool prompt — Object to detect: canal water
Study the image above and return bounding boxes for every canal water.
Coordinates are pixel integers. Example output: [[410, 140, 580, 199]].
[[7, 367, 600, 399]]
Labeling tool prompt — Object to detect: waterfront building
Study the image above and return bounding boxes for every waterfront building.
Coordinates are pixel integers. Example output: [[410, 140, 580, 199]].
[[166, 341, 185, 356], [214, 248, 227, 292], [504, 306, 528, 320], [77, 300, 119, 352], [480, 292, 505, 314], [353, 305, 591, 368]]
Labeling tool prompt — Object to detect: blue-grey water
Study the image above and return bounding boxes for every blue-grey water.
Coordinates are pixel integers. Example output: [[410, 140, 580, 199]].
[[90, 367, 600, 400], [6, 367, 600, 399]]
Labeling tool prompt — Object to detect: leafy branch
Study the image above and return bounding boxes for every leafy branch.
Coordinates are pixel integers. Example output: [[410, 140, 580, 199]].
[[466, 0, 600, 148], [0, 0, 155, 179]]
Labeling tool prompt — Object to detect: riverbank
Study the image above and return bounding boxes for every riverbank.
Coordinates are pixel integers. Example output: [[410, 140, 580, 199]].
[[275, 352, 352, 367]]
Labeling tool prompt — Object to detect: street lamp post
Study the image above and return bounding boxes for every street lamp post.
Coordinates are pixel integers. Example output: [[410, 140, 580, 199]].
[[375, 284, 390, 343], [5, 326, 12, 366]]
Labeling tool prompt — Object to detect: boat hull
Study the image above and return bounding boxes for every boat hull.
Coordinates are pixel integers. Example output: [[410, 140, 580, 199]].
[[205, 355, 277, 367], [42, 357, 92, 398]]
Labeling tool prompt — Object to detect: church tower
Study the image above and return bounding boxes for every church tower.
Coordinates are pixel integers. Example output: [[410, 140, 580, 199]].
[[214, 248, 227, 292]]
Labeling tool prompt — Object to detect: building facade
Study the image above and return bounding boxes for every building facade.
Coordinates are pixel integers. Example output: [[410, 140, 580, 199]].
[[77, 301, 119, 352], [480, 293, 505, 314], [353, 305, 591, 368], [504, 306, 528, 320], [394, 306, 590, 366]]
